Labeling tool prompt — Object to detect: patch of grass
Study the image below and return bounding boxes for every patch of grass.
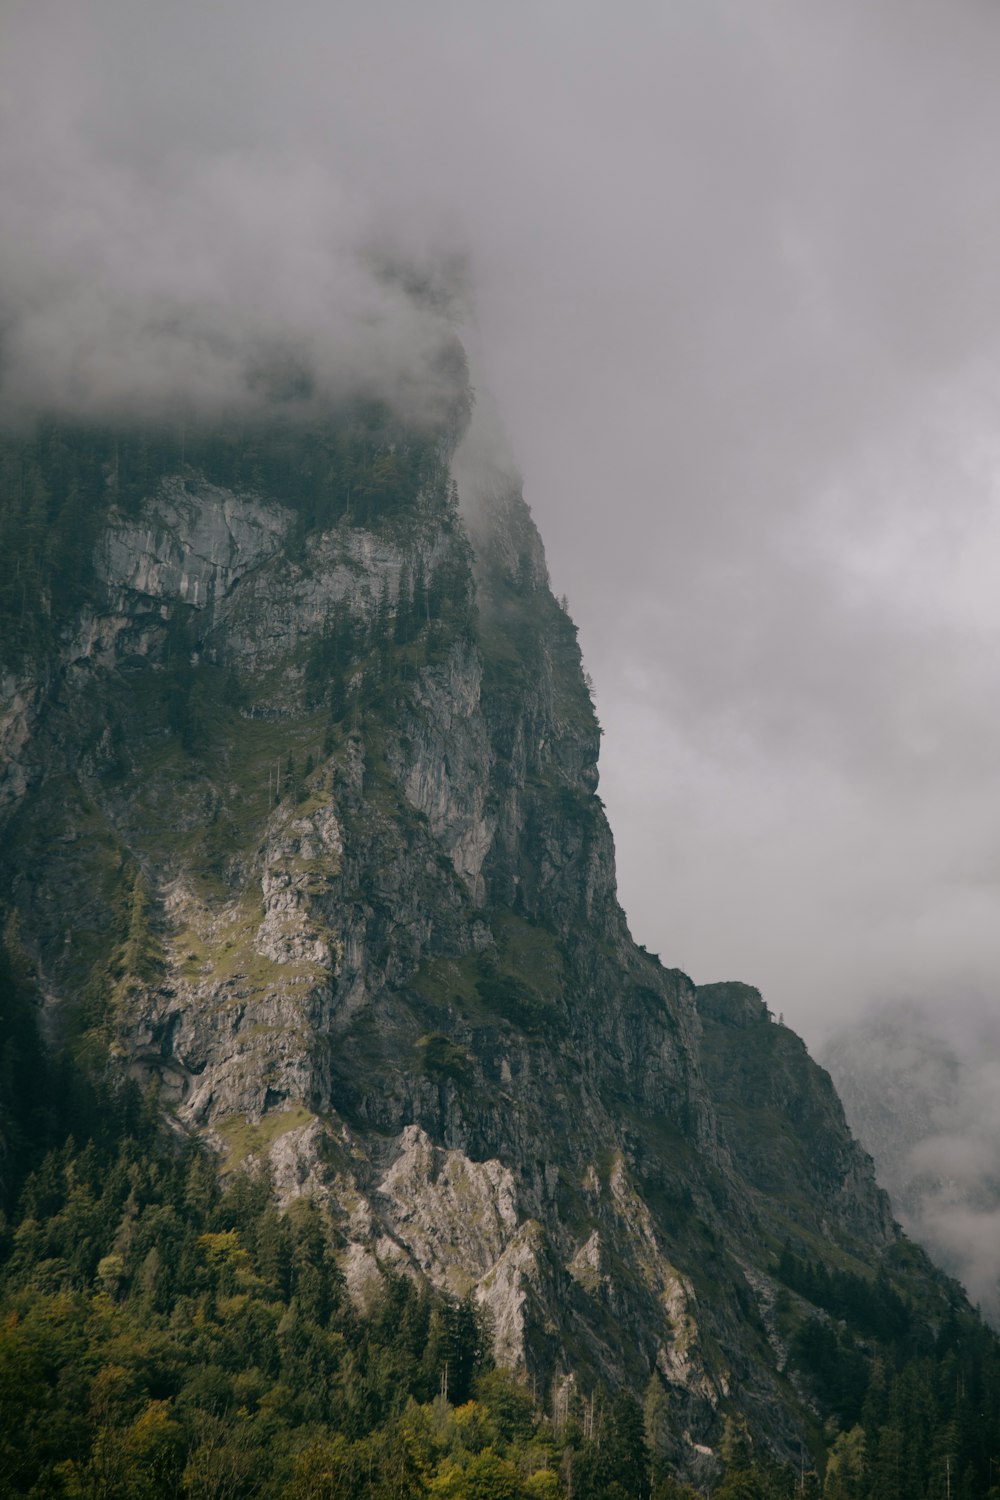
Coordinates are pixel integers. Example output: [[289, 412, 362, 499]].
[[762, 1215, 884, 1282], [418, 1032, 473, 1084], [175, 932, 211, 980], [171, 890, 321, 997], [215, 1102, 316, 1168]]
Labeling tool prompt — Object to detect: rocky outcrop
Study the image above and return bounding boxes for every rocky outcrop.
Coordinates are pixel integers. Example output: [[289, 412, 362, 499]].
[[98, 478, 290, 614]]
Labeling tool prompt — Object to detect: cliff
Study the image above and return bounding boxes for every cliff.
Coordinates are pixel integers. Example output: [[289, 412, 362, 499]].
[[0, 411, 952, 1471]]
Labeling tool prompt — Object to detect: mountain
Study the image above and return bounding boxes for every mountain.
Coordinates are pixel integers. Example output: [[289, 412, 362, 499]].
[[2, 398, 999, 1496]]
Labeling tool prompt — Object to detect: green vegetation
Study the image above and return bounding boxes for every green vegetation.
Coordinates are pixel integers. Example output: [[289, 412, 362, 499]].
[[491, 910, 565, 999], [473, 912, 565, 1035], [419, 1032, 474, 1085], [776, 1246, 911, 1342], [0, 423, 116, 659], [410, 953, 484, 1015], [110, 863, 165, 1019], [11, 915, 995, 1499], [0, 965, 695, 1500], [409, 910, 565, 1041], [215, 1103, 317, 1169], [763, 1243, 1000, 1497]]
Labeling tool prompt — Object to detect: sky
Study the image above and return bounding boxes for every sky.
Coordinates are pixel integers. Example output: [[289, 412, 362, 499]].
[[4, 0, 1000, 1046]]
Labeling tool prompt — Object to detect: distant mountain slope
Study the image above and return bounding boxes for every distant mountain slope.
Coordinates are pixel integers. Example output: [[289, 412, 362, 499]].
[[823, 1005, 1000, 1326]]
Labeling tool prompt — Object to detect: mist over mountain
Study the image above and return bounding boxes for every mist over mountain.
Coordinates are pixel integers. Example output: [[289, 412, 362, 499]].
[[824, 1003, 1000, 1327]]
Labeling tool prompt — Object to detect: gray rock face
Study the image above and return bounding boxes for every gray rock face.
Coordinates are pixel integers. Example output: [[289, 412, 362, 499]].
[[0, 669, 36, 813], [98, 478, 290, 612], [1, 458, 901, 1461], [390, 640, 495, 901]]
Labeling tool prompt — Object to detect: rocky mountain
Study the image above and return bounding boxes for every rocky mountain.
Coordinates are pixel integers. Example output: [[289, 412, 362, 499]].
[[0, 401, 989, 1486]]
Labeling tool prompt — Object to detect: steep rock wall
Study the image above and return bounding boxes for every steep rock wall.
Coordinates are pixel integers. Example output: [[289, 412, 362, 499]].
[[0, 459, 902, 1464]]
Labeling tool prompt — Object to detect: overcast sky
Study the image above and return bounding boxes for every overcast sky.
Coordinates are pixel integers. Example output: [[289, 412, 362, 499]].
[[5, 0, 1000, 1045]]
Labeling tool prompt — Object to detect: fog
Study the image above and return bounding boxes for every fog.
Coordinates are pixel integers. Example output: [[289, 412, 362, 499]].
[[5, 0, 1000, 1052], [824, 1004, 1000, 1323]]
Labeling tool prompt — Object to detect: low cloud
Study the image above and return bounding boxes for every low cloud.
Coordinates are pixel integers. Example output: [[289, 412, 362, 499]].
[[824, 1003, 1000, 1322], [0, 5, 469, 430]]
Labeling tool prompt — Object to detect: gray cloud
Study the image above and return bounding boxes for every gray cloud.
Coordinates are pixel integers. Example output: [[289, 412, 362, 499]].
[[0, 2, 467, 427], [6, 0, 1000, 1047]]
